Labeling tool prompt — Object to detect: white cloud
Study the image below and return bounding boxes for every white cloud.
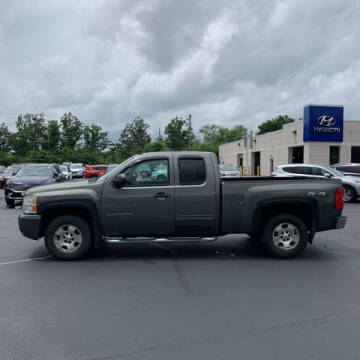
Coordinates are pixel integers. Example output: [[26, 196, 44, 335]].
[[0, 0, 359, 137]]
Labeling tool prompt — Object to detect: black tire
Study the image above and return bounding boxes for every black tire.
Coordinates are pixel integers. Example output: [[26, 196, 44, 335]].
[[343, 185, 356, 203], [5, 197, 15, 208], [44, 215, 93, 260], [261, 213, 308, 259]]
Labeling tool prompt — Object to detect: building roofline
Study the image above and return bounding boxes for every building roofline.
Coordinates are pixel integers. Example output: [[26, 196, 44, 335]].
[[304, 104, 344, 108]]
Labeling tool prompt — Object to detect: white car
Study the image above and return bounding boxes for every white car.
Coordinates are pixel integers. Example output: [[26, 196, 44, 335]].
[[220, 164, 242, 177], [69, 163, 84, 178], [59, 165, 72, 181], [271, 164, 360, 202]]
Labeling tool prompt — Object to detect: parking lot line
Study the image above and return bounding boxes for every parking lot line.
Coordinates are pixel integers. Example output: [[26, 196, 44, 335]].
[[0, 255, 51, 266]]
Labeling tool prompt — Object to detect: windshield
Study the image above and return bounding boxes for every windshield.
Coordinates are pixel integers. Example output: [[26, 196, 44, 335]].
[[16, 165, 53, 177], [221, 165, 237, 171], [97, 156, 139, 182], [3, 166, 20, 175], [59, 166, 68, 172], [70, 164, 83, 170], [326, 166, 344, 177]]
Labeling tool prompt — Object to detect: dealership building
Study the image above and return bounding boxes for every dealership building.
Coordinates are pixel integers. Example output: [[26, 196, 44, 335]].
[[219, 105, 360, 176]]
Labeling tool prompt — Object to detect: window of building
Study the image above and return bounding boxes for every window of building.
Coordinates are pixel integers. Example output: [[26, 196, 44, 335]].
[[123, 159, 169, 187], [178, 158, 206, 185], [351, 147, 360, 163], [329, 146, 340, 165], [270, 158, 274, 173]]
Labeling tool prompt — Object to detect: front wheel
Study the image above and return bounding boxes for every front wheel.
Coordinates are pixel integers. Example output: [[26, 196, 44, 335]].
[[44, 215, 93, 260], [343, 185, 356, 202], [261, 214, 308, 258]]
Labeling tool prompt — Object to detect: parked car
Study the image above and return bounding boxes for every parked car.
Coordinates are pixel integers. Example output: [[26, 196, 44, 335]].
[[331, 163, 360, 178], [83, 165, 109, 178], [18, 152, 346, 260], [0, 164, 23, 189], [69, 163, 84, 178], [271, 164, 360, 202], [59, 165, 72, 181], [0, 165, 5, 173], [5, 163, 66, 207], [220, 164, 242, 177]]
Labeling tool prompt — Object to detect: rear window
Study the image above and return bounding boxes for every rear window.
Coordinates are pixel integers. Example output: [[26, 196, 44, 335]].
[[178, 158, 206, 185], [93, 166, 108, 171]]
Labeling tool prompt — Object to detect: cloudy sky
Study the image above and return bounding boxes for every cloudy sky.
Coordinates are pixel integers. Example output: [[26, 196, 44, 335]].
[[0, 0, 360, 139]]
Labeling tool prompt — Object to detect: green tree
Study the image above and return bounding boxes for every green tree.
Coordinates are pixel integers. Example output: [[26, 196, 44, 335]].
[[60, 112, 83, 148], [13, 113, 47, 156], [200, 124, 247, 145], [144, 140, 168, 152], [117, 117, 151, 157], [0, 122, 11, 152], [257, 115, 295, 135], [43, 120, 61, 151], [164, 117, 194, 150], [83, 123, 109, 152]]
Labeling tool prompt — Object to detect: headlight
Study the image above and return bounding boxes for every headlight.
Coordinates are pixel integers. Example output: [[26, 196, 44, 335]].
[[23, 195, 37, 214], [355, 180, 360, 184]]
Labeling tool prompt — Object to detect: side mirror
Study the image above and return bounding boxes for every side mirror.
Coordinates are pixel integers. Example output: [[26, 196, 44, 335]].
[[324, 173, 332, 178], [112, 173, 127, 188]]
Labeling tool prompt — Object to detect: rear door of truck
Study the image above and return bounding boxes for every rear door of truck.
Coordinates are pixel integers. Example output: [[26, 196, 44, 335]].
[[173, 153, 219, 235]]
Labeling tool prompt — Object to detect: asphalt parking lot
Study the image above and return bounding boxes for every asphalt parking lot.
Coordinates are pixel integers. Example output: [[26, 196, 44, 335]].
[[1, 192, 360, 360]]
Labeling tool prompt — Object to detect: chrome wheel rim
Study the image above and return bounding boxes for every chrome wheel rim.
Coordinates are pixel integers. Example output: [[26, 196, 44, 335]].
[[54, 224, 83, 253], [272, 222, 300, 251], [343, 188, 352, 202]]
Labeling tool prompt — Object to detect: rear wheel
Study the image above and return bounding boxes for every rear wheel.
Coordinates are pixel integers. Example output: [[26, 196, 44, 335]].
[[343, 185, 356, 202], [44, 215, 93, 260], [261, 214, 308, 258]]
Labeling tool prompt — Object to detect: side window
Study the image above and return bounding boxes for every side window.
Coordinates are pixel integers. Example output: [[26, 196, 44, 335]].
[[312, 167, 327, 176], [283, 166, 301, 174], [302, 166, 313, 175], [123, 159, 169, 187], [178, 158, 206, 185]]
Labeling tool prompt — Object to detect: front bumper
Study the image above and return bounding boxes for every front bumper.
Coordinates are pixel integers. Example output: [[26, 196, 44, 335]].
[[5, 188, 24, 200], [332, 216, 347, 229], [18, 213, 43, 240]]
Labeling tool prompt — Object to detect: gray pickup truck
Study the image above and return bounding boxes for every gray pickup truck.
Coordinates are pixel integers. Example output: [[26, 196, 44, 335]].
[[18, 152, 346, 260]]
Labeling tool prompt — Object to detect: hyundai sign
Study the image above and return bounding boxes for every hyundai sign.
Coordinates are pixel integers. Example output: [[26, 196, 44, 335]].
[[303, 105, 344, 142]]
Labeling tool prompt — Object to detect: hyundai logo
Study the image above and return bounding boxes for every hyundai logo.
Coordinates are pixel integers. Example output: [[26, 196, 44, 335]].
[[317, 115, 336, 127]]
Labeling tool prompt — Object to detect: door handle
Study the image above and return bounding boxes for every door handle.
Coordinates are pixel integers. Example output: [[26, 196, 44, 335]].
[[153, 192, 170, 200]]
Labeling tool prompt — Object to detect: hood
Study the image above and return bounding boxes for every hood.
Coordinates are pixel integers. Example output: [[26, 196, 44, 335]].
[[342, 175, 360, 183], [26, 178, 94, 195], [9, 176, 50, 185]]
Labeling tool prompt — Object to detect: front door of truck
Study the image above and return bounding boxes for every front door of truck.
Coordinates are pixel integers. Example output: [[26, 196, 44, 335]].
[[101, 157, 174, 237]]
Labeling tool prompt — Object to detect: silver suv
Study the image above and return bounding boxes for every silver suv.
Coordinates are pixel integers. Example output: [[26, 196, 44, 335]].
[[272, 164, 360, 202], [331, 163, 360, 178]]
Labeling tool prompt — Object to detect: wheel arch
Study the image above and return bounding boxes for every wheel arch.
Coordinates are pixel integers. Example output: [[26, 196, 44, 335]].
[[252, 198, 319, 243], [39, 200, 103, 247]]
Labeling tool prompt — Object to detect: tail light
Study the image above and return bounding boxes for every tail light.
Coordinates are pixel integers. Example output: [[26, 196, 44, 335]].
[[270, 174, 277, 177], [335, 187, 344, 210]]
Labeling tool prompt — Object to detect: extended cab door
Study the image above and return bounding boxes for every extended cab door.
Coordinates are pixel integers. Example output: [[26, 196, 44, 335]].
[[101, 156, 174, 237], [173, 154, 218, 235]]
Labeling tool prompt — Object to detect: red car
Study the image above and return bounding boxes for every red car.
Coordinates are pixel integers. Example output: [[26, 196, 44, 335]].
[[83, 165, 109, 178], [0, 164, 23, 188]]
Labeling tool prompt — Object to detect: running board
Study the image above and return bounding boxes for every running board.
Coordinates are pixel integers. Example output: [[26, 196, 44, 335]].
[[103, 236, 217, 244]]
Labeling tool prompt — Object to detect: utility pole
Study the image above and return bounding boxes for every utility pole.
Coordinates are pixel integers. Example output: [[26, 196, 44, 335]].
[[188, 114, 192, 149]]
